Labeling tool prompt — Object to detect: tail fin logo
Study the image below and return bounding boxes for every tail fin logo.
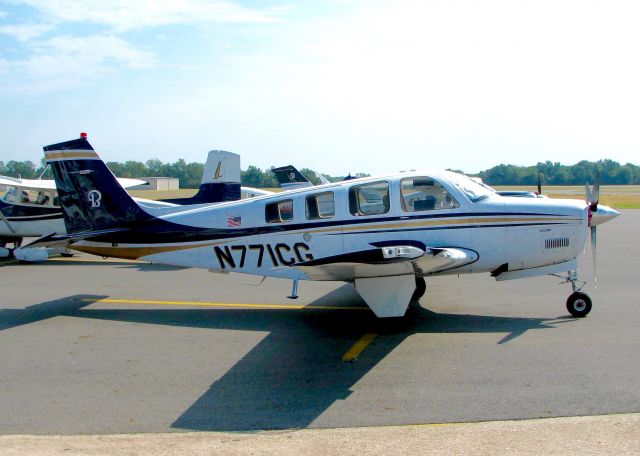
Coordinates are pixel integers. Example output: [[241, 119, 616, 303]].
[[88, 190, 102, 208], [214, 161, 222, 180]]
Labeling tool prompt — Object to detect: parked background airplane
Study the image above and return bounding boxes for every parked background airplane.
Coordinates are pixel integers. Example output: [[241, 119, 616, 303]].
[[34, 135, 620, 319], [1, 135, 266, 260], [0, 174, 145, 257]]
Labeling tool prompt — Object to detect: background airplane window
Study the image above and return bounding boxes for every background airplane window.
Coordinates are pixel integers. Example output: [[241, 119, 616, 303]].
[[265, 199, 294, 223], [349, 181, 390, 216], [306, 192, 335, 220], [18, 189, 44, 205], [35, 191, 51, 206], [401, 177, 459, 211]]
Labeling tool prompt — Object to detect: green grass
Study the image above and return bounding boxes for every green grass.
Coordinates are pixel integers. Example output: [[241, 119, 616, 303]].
[[494, 185, 640, 209]]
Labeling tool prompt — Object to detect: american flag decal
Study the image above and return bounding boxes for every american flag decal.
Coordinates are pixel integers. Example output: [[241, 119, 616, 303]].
[[227, 216, 242, 227]]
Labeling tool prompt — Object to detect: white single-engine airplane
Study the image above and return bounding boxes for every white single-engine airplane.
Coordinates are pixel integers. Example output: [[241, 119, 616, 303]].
[[34, 135, 620, 318]]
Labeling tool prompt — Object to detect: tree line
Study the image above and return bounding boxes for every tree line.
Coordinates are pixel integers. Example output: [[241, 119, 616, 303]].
[[2, 158, 639, 188], [477, 160, 640, 186]]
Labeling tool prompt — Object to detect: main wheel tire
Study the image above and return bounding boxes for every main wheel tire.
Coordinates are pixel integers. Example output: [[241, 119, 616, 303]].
[[60, 252, 74, 257], [412, 277, 427, 301], [566, 292, 592, 318]]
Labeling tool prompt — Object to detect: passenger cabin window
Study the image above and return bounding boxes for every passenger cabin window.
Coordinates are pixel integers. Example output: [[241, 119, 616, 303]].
[[306, 192, 335, 220], [349, 181, 390, 216], [265, 199, 294, 223], [401, 177, 459, 211]]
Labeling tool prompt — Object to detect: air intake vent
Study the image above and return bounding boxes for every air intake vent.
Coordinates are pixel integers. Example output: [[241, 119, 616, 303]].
[[545, 237, 570, 249]]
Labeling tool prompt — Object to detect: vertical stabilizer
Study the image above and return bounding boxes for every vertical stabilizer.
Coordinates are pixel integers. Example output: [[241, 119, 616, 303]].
[[44, 135, 151, 234], [272, 165, 313, 190], [162, 150, 241, 204]]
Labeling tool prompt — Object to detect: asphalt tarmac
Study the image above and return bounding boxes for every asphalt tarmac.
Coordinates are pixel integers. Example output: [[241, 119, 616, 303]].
[[0, 211, 638, 435]]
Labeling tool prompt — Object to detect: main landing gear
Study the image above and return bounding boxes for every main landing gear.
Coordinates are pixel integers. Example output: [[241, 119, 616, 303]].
[[555, 269, 592, 318], [412, 277, 426, 301]]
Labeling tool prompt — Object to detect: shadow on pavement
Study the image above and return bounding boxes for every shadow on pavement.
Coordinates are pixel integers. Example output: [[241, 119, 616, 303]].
[[30, 287, 572, 432]]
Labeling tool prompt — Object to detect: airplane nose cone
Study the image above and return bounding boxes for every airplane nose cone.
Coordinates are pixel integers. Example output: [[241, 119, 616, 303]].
[[590, 205, 621, 226]]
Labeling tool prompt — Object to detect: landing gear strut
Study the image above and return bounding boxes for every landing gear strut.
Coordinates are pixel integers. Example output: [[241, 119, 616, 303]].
[[412, 277, 426, 301], [554, 269, 592, 318]]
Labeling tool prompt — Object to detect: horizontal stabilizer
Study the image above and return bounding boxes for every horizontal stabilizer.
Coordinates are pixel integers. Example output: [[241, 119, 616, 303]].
[[25, 227, 130, 248]]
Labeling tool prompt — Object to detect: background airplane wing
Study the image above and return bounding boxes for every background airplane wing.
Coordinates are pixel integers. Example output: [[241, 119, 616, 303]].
[[0, 176, 57, 189], [117, 178, 149, 189], [1, 176, 146, 190]]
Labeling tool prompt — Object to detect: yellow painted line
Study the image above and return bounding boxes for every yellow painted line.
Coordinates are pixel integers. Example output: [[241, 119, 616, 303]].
[[342, 332, 377, 362], [80, 298, 370, 311]]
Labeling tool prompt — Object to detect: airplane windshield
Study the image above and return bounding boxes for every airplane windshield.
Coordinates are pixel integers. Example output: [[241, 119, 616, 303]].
[[445, 173, 494, 203], [2, 186, 17, 203], [1, 186, 55, 206]]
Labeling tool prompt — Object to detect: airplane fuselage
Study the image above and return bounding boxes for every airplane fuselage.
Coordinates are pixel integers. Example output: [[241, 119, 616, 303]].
[[68, 171, 589, 283]]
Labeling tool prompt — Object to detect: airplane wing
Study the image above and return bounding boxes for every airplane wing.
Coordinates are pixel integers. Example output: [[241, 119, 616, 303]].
[[1, 176, 146, 190], [294, 242, 478, 281], [0, 176, 57, 190], [241, 186, 274, 198], [117, 178, 148, 189]]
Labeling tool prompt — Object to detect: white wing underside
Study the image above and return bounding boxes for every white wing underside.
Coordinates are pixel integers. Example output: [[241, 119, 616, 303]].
[[0, 176, 146, 190]]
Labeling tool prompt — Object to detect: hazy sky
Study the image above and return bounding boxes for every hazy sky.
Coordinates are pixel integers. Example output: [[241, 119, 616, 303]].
[[1, 0, 639, 175]]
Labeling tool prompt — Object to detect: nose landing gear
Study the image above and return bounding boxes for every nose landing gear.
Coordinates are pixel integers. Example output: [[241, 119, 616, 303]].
[[566, 292, 592, 318], [553, 269, 592, 317]]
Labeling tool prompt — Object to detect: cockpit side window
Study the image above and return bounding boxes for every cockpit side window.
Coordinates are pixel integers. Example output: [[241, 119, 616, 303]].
[[400, 177, 459, 212], [349, 181, 390, 216]]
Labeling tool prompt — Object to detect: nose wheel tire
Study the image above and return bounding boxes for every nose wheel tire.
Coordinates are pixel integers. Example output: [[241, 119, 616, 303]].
[[412, 277, 427, 301], [566, 292, 592, 318]]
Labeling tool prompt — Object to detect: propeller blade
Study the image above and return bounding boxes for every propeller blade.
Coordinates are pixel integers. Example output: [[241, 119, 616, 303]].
[[537, 166, 542, 195], [591, 225, 597, 286], [592, 170, 601, 211], [585, 170, 601, 213], [585, 181, 593, 204]]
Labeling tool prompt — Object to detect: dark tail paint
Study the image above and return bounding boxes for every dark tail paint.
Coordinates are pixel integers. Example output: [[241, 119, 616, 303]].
[[44, 137, 151, 234], [160, 182, 241, 205], [272, 165, 312, 188]]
